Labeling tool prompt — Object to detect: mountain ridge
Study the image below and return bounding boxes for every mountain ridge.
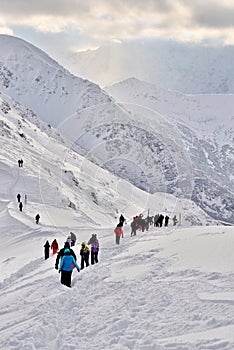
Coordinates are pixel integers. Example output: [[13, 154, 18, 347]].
[[105, 78, 234, 223], [66, 40, 234, 93], [0, 35, 233, 223]]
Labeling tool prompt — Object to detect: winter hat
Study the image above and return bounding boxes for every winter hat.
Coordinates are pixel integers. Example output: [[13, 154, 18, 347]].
[[64, 242, 70, 248]]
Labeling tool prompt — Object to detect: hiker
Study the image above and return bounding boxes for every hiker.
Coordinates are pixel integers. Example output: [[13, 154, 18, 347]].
[[44, 240, 50, 260], [119, 214, 125, 226], [156, 214, 164, 227], [70, 232, 77, 247], [66, 234, 72, 246], [114, 223, 123, 245], [18, 159, 23, 167], [80, 242, 90, 269], [154, 214, 159, 227], [130, 218, 137, 236], [24, 195, 27, 204], [165, 215, 170, 227], [17, 193, 21, 203], [55, 242, 76, 270], [35, 214, 40, 224], [51, 239, 59, 255], [172, 215, 178, 226], [59, 248, 80, 288], [88, 234, 99, 264], [146, 216, 150, 231], [19, 202, 23, 212]]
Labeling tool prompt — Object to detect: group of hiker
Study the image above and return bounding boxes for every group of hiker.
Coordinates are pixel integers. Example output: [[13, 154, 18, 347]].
[[16, 193, 40, 223], [114, 214, 125, 244], [42, 211, 179, 287], [16, 157, 181, 289], [44, 239, 59, 259], [130, 213, 178, 236], [16, 159, 40, 224], [115, 212, 179, 242], [44, 233, 100, 288], [18, 159, 24, 167]]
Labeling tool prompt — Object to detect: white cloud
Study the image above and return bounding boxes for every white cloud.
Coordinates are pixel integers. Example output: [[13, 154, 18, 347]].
[[1, 0, 234, 47], [0, 26, 13, 35]]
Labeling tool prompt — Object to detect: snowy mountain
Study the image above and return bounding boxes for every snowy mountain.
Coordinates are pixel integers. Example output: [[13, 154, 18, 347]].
[[67, 40, 234, 93], [1, 92, 216, 228], [0, 34, 113, 127], [105, 78, 234, 224], [1, 94, 234, 349], [0, 35, 233, 224]]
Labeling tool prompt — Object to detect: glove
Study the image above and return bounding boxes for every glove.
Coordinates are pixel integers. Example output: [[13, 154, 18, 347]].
[[55, 266, 58, 270], [58, 270, 61, 273], [77, 269, 80, 272]]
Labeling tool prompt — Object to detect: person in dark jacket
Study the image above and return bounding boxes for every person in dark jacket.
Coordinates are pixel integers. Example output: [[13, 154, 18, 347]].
[[165, 215, 170, 227], [70, 231, 77, 246], [154, 214, 159, 227], [35, 214, 40, 224], [130, 219, 137, 236], [80, 242, 90, 269], [156, 214, 164, 227], [88, 234, 99, 264], [19, 202, 23, 212], [44, 240, 50, 260], [55, 242, 76, 270], [119, 214, 125, 226], [17, 193, 21, 203], [59, 248, 80, 287]]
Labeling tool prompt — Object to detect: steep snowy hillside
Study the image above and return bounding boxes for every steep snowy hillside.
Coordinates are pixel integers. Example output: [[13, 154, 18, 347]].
[[67, 40, 234, 93], [0, 34, 113, 127], [0, 96, 233, 350], [1, 93, 217, 232], [0, 36, 195, 203], [105, 78, 234, 224], [0, 35, 232, 224]]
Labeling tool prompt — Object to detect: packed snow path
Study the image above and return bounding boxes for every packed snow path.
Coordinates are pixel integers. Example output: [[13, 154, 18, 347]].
[[0, 223, 234, 350]]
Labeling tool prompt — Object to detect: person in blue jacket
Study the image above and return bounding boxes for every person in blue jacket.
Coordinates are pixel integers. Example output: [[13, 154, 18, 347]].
[[59, 248, 80, 288]]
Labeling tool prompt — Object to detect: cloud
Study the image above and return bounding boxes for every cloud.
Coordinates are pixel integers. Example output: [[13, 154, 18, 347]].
[[187, 1, 234, 28], [0, 0, 234, 46], [0, 26, 13, 35]]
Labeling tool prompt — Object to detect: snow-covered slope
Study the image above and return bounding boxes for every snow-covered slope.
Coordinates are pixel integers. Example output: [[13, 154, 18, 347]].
[[0, 35, 233, 224], [1, 90, 234, 350], [105, 78, 234, 224], [1, 93, 217, 230], [0, 35, 194, 202], [67, 40, 234, 93], [0, 34, 113, 127]]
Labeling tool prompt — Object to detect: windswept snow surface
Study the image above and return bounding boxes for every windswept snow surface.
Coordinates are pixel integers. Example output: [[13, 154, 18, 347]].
[[1, 208, 234, 350], [0, 94, 234, 350]]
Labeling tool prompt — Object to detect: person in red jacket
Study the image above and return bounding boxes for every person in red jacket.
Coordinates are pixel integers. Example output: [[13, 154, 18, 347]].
[[114, 223, 123, 245], [51, 239, 59, 255]]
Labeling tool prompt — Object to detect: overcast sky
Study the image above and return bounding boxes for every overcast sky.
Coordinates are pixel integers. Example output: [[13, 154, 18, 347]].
[[0, 0, 234, 63]]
